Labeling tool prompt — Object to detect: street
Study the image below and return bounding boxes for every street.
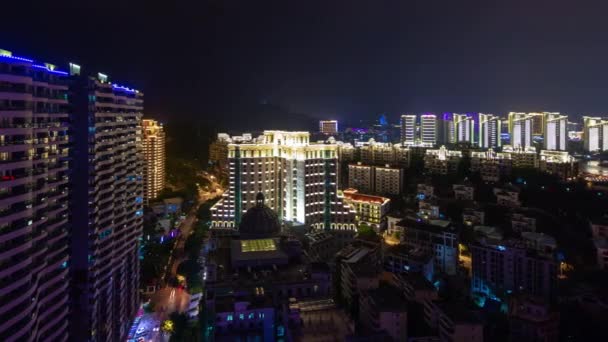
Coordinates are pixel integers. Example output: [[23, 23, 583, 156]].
[[130, 171, 223, 342]]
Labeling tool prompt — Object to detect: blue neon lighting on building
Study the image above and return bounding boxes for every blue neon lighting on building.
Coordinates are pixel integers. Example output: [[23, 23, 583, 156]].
[[32, 64, 69, 75], [112, 84, 137, 93], [497, 245, 507, 251], [0, 54, 34, 62]]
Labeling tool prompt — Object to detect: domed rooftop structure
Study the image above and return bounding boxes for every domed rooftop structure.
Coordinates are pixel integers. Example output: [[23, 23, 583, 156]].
[[239, 192, 281, 238]]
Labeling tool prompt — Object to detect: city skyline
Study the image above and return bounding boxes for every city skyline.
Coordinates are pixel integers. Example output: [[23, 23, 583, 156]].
[[4, 1, 608, 128]]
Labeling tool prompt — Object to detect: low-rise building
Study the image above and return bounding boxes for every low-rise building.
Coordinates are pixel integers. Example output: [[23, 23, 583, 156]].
[[463, 207, 485, 226], [424, 301, 484, 342], [453, 182, 475, 200], [383, 244, 434, 281], [494, 186, 521, 207], [419, 199, 441, 220], [417, 183, 435, 200], [343, 189, 390, 231], [393, 273, 438, 304], [508, 294, 560, 342], [511, 212, 537, 233], [336, 241, 382, 312], [398, 216, 459, 275], [359, 284, 408, 342]]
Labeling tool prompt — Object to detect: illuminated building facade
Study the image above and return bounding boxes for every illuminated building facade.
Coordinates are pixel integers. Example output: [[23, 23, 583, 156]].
[[70, 71, 144, 341], [583, 116, 608, 152], [319, 120, 338, 135], [508, 112, 533, 149], [343, 189, 390, 230], [543, 113, 567, 151], [400, 114, 416, 145], [454, 113, 474, 144], [0, 49, 70, 341], [420, 114, 437, 146], [210, 131, 356, 232], [142, 119, 165, 203], [478, 113, 501, 149], [423, 146, 462, 175]]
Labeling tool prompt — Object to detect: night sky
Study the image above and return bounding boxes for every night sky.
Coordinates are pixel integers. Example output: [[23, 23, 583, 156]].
[[3, 0, 608, 130]]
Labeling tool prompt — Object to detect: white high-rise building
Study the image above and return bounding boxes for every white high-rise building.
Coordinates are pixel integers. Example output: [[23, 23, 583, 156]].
[[583, 116, 608, 152], [211, 131, 356, 232], [454, 114, 474, 144], [543, 113, 568, 151], [420, 114, 437, 146], [508, 112, 533, 149], [401, 114, 416, 145], [479, 113, 501, 149]]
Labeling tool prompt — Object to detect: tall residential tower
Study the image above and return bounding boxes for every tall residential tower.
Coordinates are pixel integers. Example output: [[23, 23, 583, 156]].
[[479, 113, 501, 149], [0, 50, 71, 342], [70, 71, 144, 341], [142, 119, 166, 203], [543, 112, 567, 151]]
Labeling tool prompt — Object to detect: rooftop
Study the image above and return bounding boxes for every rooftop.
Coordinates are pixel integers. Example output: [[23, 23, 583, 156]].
[[365, 284, 408, 312], [396, 273, 436, 291], [343, 189, 390, 205]]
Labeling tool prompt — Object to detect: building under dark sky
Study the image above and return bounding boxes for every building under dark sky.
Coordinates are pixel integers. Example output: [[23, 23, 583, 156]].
[[3, 0, 608, 130]]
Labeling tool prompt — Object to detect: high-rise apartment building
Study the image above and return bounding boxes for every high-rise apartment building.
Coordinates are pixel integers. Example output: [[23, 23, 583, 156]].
[[420, 114, 437, 146], [210, 131, 356, 232], [70, 71, 144, 341], [438, 113, 456, 145], [142, 119, 165, 203], [583, 116, 608, 152], [0, 50, 71, 341], [400, 114, 416, 145], [453, 114, 474, 144], [319, 120, 338, 135], [508, 112, 533, 149], [478, 113, 501, 149], [528, 112, 545, 136], [543, 112, 567, 151]]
